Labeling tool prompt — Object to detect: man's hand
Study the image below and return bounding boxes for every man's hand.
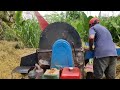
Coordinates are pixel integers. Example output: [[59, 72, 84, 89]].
[[89, 47, 93, 51], [84, 48, 89, 51]]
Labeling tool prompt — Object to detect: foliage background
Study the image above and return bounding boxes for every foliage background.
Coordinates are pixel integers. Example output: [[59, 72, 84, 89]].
[[0, 11, 120, 48]]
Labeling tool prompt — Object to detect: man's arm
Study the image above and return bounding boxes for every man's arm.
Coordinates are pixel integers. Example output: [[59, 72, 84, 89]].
[[89, 35, 94, 50], [89, 28, 95, 51]]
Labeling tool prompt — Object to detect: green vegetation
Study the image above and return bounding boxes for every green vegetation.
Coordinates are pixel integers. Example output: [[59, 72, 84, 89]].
[[0, 11, 41, 48], [0, 11, 120, 48]]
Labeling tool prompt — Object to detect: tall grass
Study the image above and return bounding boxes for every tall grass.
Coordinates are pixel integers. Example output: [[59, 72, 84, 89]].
[[32, 11, 120, 44], [3, 11, 41, 48], [14, 18, 41, 48], [100, 15, 120, 45], [67, 12, 93, 42], [15, 11, 23, 24], [3, 11, 120, 48]]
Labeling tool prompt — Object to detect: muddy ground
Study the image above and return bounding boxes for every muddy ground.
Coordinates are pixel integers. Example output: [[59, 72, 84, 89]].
[[0, 40, 120, 79]]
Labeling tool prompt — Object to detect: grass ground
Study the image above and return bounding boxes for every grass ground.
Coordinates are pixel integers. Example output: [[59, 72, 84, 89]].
[[0, 40, 36, 79], [0, 40, 120, 79]]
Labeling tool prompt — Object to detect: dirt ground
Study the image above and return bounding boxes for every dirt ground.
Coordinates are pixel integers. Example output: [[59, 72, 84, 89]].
[[0, 40, 36, 79], [0, 40, 120, 79], [116, 64, 120, 79]]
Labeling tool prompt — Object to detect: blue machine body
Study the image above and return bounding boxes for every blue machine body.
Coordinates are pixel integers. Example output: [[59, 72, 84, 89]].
[[51, 39, 74, 69], [84, 42, 120, 60]]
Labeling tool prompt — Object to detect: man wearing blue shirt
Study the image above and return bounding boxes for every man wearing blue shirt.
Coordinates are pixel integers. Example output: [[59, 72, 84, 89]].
[[88, 17, 118, 79]]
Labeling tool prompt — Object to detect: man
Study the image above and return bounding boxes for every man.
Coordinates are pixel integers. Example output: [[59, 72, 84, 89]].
[[88, 17, 118, 79]]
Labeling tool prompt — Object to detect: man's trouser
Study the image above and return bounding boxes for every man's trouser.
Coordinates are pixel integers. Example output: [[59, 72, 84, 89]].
[[93, 56, 117, 79]]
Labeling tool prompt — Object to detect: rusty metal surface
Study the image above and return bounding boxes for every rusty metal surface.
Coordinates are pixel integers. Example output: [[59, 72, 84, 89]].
[[36, 48, 82, 52], [20, 53, 38, 66], [37, 51, 51, 61], [36, 48, 83, 62], [39, 22, 81, 50], [16, 22, 83, 75], [37, 49, 84, 67]]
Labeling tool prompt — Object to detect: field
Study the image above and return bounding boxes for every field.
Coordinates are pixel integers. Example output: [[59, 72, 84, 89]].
[[1, 11, 120, 79], [0, 40, 36, 79], [0, 40, 120, 79]]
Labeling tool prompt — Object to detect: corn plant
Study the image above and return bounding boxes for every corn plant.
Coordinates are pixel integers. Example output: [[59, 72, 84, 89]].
[[100, 15, 120, 44], [44, 12, 66, 23], [14, 18, 41, 48], [3, 11, 120, 48], [67, 12, 93, 42], [3, 11, 41, 48], [15, 11, 23, 24]]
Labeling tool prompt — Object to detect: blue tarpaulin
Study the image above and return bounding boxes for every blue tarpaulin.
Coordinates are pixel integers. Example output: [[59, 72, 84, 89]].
[[84, 42, 120, 60]]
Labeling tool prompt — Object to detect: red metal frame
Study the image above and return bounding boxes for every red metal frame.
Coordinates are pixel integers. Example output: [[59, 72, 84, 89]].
[[34, 11, 49, 31]]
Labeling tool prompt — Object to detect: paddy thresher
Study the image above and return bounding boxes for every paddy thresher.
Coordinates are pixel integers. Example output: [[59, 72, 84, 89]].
[[11, 11, 96, 79]]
